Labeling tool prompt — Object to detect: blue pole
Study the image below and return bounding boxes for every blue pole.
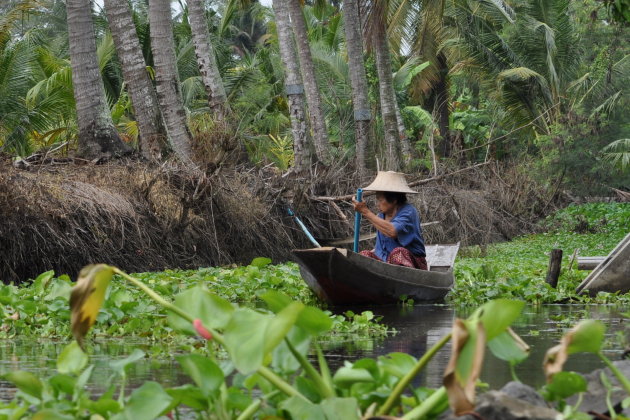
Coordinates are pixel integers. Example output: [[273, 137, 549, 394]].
[[288, 208, 321, 248], [353, 188, 363, 252]]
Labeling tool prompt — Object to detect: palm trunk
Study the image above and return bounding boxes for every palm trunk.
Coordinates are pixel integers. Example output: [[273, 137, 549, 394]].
[[287, 0, 331, 163], [342, 0, 371, 175], [272, 0, 313, 173], [434, 52, 450, 157], [104, 0, 166, 160], [149, 0, 194, 165], [395, 100, 413, 165], [187, 0, 229, 120], [373, 22, 401, 171], [66, 0, 131, 159]]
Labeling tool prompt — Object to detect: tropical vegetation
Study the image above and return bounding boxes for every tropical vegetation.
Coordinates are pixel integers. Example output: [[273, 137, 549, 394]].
[[0, 0, 628, 191]]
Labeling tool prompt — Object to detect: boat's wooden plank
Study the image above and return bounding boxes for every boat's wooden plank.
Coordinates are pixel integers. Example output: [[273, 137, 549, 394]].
[[577, 256, 606, 270], [576, 233, 630, 295], [426, 243, 460, 268]]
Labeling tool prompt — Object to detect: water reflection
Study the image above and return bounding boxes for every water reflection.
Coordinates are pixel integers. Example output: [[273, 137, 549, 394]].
[[0, 339, 189, 401]]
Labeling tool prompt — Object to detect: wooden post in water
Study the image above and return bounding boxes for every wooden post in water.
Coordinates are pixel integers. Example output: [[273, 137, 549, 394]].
[[546, 249, 563, 288]]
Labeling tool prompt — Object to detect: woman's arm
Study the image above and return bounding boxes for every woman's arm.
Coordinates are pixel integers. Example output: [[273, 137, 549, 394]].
[[352, 198, 397, 238]]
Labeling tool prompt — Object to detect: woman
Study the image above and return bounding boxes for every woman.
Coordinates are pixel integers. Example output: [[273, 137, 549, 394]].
[[352, 171, 427, 270]]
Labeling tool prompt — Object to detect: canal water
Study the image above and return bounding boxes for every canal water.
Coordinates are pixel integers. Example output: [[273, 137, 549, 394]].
[[322, 304, 628, 389], [0, 304, 627, 400]]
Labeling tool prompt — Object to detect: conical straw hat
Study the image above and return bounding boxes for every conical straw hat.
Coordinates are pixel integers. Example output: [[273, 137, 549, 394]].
[[362, 171, 418, 194]]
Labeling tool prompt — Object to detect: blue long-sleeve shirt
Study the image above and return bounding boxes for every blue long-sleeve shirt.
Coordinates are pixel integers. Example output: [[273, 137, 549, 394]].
[[374, 203, 426, 261]]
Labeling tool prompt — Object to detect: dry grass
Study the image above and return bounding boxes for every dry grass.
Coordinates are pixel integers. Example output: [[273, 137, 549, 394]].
[[0, 157, 559, 284]]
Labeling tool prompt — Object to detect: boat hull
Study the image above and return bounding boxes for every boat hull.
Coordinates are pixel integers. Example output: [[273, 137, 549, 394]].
[[291, 247, 454, 305]]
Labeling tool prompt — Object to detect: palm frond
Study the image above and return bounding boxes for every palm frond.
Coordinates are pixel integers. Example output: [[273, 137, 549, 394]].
[[601, 138, 630, 170]]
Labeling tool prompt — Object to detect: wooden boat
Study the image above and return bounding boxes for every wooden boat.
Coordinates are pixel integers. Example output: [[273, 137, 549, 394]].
[[292, 244, 460, 305]]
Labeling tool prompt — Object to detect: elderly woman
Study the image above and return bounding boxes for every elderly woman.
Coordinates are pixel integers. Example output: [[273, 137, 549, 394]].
[[352, 171, 427, 270]]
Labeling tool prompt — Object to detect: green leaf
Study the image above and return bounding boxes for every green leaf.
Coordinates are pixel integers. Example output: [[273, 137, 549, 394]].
[[332, 366, 374, 388], [264, 301, 303, 355], [297, 306, 332, 335], [166, 385, 208, 410], [567, 320, 605, 354], [321, 397, 361, 420], [251, 257, 272, 268], [543, 371, 587, 401], [259, 291, 332, 335], [471, 299, 524, 341], [57, 341, 88, 375], [280, 395, 326, 420], [3, 371, 43, 399], [488, 330, 530, 364], [109, 349, 146, 377], [176, 354, 224, 397], [272, 326, 312, 373], [259, 290, 292, 313], [32, 410, 74, 420], [33, 270, 55, 291], [48, 374, 76, 395], [379, 353, 417, 378], [168, 287, 234, 335], [223, 308, 270, 374], [112, 382, 172, 420]]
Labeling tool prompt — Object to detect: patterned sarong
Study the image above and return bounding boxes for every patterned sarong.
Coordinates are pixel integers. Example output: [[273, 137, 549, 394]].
[[360, 247, 428, 270]]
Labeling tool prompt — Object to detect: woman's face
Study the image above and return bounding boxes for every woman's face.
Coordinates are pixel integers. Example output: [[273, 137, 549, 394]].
[[375, 193, 397, 215]]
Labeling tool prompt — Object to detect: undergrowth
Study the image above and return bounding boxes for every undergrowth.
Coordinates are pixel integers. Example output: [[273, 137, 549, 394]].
[[450, 203, 630, 306]]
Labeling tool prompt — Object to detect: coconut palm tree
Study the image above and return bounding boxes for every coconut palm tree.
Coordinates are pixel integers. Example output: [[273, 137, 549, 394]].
[[66, 0, 130, 159], [287, 0, 331, 163], [187, 0, 230, 119], [271, 0, 314, 173], [342, 0, 371, 174], [104, 0, 167, 160], [149, 0, 194, 165], [364, 2, 401, 171]]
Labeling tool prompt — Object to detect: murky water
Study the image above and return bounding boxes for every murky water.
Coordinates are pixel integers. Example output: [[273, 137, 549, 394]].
[[322, 304, 628, 389], [0, 305, 626, 401]]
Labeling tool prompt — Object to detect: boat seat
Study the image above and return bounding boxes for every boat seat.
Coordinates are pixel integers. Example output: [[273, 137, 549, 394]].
[[425, 243, 460, 272]]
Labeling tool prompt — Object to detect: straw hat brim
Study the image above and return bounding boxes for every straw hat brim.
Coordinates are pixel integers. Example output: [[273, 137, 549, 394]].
[[362, 171, 418, 194]]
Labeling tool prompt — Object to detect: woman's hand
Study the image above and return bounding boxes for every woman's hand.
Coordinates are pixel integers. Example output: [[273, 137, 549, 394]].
[[352, 197, 398, 238], [352, 197, 369, 215]]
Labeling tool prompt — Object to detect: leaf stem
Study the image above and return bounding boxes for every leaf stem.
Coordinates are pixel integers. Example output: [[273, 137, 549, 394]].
[[377, 332, 452, 416], [402, 386, 447, 420], [598, 351, 630, 395], [236, 398, 261, 420], [286, 338, 334, 398]]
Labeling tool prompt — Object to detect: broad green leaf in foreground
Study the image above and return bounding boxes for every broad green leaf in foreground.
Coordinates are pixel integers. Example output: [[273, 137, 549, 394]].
[[544, 320, 605, 380], [167, 287, 234, 335], [470, 299, 525, 340], [109, 349, 146, 377], [259, 290, 332, 334], [541, 371, 587, 401], [488, 328, 530, 364], [57, 341, 88, 375], [176, 354, 224, 397], [223, 308, 271, 374], [3, 371, 43, 399], [112, 381, 172, 420]]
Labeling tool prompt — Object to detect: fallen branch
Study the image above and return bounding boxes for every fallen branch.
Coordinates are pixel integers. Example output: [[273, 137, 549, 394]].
[[310, 162, 492, 202]]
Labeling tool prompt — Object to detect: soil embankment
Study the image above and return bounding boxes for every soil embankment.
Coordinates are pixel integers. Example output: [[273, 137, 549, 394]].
[[0, 158, 556, 283]]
